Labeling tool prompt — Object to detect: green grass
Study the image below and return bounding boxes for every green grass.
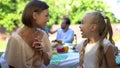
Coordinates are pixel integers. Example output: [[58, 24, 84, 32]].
[[0, 40, 7, 52]]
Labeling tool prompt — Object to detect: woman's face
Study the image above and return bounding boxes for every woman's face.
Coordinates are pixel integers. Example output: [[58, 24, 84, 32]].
[[33, 9, 49, 29]]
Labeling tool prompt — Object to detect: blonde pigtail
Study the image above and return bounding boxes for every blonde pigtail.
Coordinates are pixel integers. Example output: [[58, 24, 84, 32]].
[[80, 39, 89, 67], [105, 16, 115, 45], [97, 13, 110, 68], [97, 40, 104, 68], [97, 14, 115, 68]]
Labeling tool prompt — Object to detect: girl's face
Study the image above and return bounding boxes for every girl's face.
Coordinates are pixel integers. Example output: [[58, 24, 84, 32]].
[[33, 9, 49, 29], [79, 15, 92, 38]]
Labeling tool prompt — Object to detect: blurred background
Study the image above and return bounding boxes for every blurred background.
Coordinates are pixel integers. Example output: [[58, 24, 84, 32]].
[[0, 0, 120, 52]]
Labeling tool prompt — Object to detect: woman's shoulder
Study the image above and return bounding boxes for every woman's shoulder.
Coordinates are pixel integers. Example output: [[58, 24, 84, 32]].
[[9, 32, 21, 41], [6, 32, 24, 48]]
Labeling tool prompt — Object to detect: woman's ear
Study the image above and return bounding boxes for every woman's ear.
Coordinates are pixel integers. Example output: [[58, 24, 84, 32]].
[[33, 12, 37, 20]]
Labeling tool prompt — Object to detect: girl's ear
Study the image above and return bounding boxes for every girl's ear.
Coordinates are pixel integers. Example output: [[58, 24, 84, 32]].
[[91, 24, 97, 31], [33, 12, 37, 20]]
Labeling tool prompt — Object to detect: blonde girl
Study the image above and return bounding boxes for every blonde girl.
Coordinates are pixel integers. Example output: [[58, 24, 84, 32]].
[[79, 12, 117, 68]]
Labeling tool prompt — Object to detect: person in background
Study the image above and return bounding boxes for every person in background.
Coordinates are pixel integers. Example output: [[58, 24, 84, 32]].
[[78, 12, 117, 68], [44, 25, 50, 35], [5, 0, 52, 68], [44, 25, 57, 36], [55, 17, 74, 44]]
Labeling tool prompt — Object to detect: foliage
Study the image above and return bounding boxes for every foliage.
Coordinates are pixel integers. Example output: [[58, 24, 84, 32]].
[[44, 0, 120, 25], [0, 0, 119, 32], [0, 0, 28, 32], [0, 40, 7, 52]]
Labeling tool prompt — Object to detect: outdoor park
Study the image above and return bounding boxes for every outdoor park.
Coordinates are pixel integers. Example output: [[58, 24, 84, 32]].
[[0, 0, 120, 68]]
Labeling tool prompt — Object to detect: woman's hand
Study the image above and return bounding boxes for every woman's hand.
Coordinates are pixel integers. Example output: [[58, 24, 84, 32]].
[[32, 37, 50, 66], [32, 38, 44, 55]]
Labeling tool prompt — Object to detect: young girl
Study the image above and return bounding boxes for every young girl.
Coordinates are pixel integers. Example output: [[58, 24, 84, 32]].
[[78, 12, 117, 68]]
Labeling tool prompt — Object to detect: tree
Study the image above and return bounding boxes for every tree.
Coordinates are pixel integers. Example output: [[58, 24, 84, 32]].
[[0, 0, 28, 32], [44, 0, 119, 25], [0, 0, 119, 32]]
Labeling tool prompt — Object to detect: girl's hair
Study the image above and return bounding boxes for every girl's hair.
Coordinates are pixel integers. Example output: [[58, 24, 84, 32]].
[[22, 0, 49, 27], [80, 12, 114, 68]]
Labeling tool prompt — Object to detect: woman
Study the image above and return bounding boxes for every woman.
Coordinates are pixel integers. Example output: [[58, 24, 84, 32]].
[[5, 0, 52, 68]]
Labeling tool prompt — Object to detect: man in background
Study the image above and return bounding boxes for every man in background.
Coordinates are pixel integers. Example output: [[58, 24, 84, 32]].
[[56, 17, 74, 44]]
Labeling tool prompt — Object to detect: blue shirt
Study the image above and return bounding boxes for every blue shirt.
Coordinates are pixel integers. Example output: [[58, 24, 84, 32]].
[[56, 28, 74, 43]]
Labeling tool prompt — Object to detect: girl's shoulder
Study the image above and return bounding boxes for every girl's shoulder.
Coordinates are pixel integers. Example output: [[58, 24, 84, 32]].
[[103, 39, 113, 45], [75, 38, 87, 51], [103, 39, 114, 53], [78, 38, 87, 45]]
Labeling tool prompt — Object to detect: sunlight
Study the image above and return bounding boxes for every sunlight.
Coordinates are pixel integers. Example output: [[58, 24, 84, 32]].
[[105, 0, 120, 19]]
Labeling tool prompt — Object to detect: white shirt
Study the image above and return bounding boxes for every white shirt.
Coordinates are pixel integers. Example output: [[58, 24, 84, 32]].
[[77, 39, 114, 68], [56, 28, 74, 43]]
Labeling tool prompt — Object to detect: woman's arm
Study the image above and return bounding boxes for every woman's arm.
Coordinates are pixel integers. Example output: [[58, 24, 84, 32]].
[[42, 52, 50, 66], [42, 33, 52, 66], [33, 32, 52, 66], [105, 45, 117, 68]]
